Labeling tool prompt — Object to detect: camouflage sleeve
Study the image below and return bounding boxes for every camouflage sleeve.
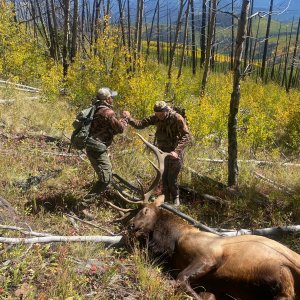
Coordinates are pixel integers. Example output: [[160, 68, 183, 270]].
[[106, 109, 128, 134], [174, 114, 191, 156], [128, 114, 157, 129]]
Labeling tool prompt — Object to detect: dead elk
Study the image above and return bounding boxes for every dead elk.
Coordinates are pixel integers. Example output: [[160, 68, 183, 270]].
[[110, 135, 300, 299], [129, 197, 300, 300]]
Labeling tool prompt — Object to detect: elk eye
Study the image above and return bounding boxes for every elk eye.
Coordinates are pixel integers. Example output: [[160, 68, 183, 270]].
[[129, 223, 135, 230]]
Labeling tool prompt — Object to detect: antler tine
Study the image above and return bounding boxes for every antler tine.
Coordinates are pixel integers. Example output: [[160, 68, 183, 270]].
[[137, 133, 170, 202], [116, 190, 144, 205], [111, 180, 141, 202], [143, 159, 161, 202], [104, 200, 135, 213], [137, 133, 170, 174]]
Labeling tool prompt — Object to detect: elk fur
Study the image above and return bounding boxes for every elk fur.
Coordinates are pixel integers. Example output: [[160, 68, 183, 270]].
[[129, 196, 300, 300]]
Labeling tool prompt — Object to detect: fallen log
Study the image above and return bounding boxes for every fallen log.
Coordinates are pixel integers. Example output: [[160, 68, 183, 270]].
[[196, 158, 300, 167], [254, 172, 295, 195], [0, 235, 123, 245], [216, 225, 300, 238], [0, 99, 14, 105], [0, 80, 41, 92]]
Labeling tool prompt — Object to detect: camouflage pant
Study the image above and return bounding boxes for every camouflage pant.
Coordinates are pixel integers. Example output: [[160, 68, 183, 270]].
[[86, 146, 112, 194], [162, 156, 182, 202]]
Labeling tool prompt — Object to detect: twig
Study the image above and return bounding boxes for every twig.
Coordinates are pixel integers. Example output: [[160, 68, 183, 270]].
[[64, 213, 117, 235], [65, 216, 79, 230]]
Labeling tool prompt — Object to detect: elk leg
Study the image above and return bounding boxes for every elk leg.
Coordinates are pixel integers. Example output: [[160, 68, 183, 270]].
[[176, 261, 216, 300], [274, 267, 295, 300]]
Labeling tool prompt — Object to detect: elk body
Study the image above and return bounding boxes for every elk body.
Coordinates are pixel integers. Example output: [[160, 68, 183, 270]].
[[112, 135, 300, 299], [129, 198, 300, 300]]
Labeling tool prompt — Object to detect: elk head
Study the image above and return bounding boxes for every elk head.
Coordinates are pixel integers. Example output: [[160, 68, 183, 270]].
[[128, 195, 165, 237]]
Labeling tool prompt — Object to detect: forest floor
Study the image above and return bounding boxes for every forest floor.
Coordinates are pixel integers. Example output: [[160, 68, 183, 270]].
[[1, 95, 300, 299]]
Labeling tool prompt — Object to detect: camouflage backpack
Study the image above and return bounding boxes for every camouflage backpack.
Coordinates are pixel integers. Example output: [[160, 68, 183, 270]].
[[70, 104, 97, 150], [170, 105, 188, 125]]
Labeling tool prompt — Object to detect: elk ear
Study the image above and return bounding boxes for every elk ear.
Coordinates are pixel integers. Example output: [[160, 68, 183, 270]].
[[153, 195, 165, 207]]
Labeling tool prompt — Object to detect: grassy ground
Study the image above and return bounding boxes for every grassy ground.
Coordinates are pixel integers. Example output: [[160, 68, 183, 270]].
[[0, 91, 300, 299]]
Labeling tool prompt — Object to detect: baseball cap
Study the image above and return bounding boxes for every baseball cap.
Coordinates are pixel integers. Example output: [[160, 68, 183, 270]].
[[154, 101, 169, 112], [97, 87, 118, 100]]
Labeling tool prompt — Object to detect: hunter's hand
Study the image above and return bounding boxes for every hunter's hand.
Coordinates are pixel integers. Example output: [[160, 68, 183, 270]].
[[122, 111, 131, 119], [170, 151, 179, 160]]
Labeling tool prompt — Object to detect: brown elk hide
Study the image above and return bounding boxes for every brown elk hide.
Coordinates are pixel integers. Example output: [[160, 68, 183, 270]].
[[129, 198, 300, 300]]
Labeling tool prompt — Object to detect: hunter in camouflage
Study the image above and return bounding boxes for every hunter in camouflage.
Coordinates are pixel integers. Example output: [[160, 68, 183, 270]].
[[122, 101, 191, 206], [84, 87, 129, 202]]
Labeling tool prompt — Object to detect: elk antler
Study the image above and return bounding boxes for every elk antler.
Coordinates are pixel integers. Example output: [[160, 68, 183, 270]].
[[105, 134, 170, 219], [136, 133, 170, 202]]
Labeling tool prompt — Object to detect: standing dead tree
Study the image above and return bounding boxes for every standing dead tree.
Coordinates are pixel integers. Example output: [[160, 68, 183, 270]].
[[228, 0, 250, 187], [62, 0, 70, 77], [200, 0, 207, 68], [200, 0, 217, 96], [260, 0, 274, 81], [287, 17, 300, 92], [167, 0, 187, 85]]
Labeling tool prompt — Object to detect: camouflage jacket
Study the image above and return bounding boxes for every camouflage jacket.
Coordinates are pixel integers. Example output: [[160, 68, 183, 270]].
[[89, 103, 128, 146], [128, 111, 191, 155]]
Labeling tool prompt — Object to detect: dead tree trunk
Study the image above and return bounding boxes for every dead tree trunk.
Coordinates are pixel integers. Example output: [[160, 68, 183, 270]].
[[228, 0, 250, 187], [62, 0, 70, 77], [118, 0, 127, 49], [200, 0, 207, 67], [282, 20, 294, 89], [200, 0, 217, 96], [178, 0, 190, 79], [167, 0, 186, 82], [45, 0, 56, 60], [270, 23, 281, 81], [156, 0, 161, 63], [50, 0, 60, 59], [146, 0, 158, 59], [260, 0, 274, 81], [230, 0, 235, 70], [243, 0, 254, 71], [70, 0, 79, 62], [190, 0, 196, 74], [287, 17, 300, 92]]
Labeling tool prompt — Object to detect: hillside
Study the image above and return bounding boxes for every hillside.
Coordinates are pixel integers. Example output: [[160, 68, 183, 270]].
[[1, 1, 300, 298], [0, 74, 300, 297]]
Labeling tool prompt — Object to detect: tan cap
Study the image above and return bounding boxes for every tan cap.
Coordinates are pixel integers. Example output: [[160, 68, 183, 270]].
[[97, 87, 118, 100]]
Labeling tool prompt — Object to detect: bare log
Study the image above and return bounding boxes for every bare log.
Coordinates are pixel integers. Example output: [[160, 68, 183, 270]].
[[0, 100, 14, 105], [0, 80, 41, 91], [0, 235, 122, 245], [196, 158, 300, 167], [217, 226, 300, 238], [0, 225, 53, 237], [254, 172, 295, 195], [161, 203, 222, 236]]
